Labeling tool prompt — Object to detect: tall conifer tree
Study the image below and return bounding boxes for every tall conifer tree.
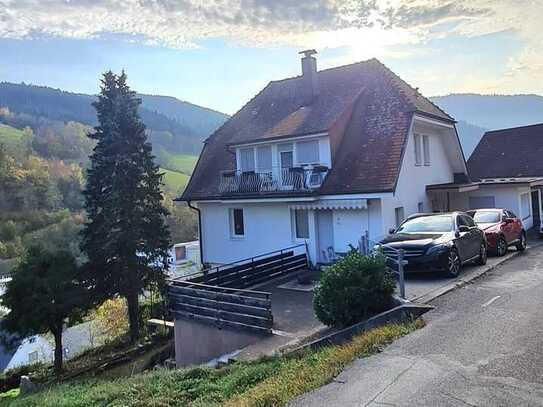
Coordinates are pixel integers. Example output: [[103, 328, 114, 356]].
[[82, 71, 171, 342]]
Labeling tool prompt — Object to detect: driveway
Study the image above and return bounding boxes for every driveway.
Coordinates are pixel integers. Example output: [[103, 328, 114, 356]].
[[292, 243, 543, 406], [403, 246, 526, 302]]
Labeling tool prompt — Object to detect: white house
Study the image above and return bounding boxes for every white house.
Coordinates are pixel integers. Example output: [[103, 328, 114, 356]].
[[458, 124, 543, 231], [180, 51, 471, 266]]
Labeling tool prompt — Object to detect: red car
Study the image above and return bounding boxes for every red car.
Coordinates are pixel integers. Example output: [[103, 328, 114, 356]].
[[467, 209, 526, 256]]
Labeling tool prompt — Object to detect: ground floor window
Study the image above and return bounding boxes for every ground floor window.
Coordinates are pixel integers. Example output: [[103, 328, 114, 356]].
[[395, 207, 405, 227], [294, 209, 309, 239], [230, 208, 245, 237]]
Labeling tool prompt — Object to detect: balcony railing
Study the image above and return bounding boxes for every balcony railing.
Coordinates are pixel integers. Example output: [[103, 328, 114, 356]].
[[219, 165, 329, 194]]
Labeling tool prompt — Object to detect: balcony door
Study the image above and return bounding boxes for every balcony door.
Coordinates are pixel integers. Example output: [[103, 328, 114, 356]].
[[278, 143, 294, 188]]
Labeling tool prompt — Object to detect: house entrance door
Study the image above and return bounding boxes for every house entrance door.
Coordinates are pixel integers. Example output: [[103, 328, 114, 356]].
[[316, 210, 334, 263]]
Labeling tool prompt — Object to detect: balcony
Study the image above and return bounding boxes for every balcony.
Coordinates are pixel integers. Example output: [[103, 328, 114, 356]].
[[219, 165, 329, 194]]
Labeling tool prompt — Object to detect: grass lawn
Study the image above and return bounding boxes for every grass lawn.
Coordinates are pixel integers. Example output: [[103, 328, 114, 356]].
[[5, 320, 424, 407], [161, 168, 190, 194], [158, 151, 198, 175]]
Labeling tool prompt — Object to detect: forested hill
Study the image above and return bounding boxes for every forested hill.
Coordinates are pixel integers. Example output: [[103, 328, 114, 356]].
[[430, 94, 543, 130], [0, 82, 229, 155], [430, 93, 543, 158]]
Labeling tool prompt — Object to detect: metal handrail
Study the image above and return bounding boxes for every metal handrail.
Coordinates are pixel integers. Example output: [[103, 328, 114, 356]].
[[173, 243, 307, 282], [168, 279, 272, 298], [218, 166, 328, 194]]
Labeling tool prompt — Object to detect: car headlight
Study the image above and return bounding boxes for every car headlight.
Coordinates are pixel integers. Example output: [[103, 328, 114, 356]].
[[426, 244, 450, 256]]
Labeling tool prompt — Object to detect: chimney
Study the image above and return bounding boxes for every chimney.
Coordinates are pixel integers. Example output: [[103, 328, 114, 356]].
[[299, 49, 319, 104]]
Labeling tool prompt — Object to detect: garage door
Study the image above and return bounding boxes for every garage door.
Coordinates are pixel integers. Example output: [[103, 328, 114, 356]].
[[469, 196, 496, 209]]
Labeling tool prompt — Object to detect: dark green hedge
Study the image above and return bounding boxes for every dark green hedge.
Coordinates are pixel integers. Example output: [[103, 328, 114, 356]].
[[313, 251, 396, 327]]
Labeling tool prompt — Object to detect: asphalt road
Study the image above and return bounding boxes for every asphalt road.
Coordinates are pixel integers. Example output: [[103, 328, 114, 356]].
[[292, 244, 543, 406]]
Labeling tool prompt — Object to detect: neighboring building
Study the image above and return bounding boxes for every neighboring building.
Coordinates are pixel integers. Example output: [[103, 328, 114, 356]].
[[455, 123, 543, 231], [168, 241, 201, 278], [1, 322, 97, 372], [180, 50, 469, 265]]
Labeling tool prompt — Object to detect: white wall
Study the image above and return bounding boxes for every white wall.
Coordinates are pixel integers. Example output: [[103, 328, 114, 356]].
[[450, 185, 534, 229], [199, 199, 384, 265], [381, 119, 458, 234], [199, 202, 318, 264], [333, 210, 366, 253]]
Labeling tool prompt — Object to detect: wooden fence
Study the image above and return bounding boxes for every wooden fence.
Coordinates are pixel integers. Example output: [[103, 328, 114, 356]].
[[168, 281, 273, 335]]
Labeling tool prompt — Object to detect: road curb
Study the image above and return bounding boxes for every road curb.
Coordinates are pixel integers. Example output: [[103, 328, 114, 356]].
[[411, 245, 539, 304]]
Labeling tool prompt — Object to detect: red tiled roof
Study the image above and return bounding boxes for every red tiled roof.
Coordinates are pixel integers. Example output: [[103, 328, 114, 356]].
[[468, 123, 543, 180], [182, 58, 454, 200]]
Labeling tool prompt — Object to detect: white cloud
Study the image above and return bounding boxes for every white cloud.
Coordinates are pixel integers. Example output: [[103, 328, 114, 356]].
[[0, 0, 512, 49], [1, 0, 542, 94]]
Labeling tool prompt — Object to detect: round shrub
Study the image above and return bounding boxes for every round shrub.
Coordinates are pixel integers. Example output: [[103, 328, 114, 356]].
[[313, 251, 396, 327]]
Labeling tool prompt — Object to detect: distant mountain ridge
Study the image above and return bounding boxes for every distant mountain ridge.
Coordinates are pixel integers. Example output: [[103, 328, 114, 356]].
[[0, 82, 229, 155], [430, 93, 543, 130], [430, 93, 543, 158]]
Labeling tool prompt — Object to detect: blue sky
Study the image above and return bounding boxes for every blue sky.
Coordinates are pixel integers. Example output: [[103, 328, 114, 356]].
[[0, 1, 541, 115]]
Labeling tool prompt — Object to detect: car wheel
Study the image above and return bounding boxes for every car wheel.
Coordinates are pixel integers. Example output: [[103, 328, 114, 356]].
[[444, 248, 461, 278], [516, 232, 527, 251], [476, 242, 487, 265], [496, 237, 507, 257]]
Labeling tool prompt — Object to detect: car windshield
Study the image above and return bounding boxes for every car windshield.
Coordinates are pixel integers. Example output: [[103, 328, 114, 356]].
[[396, 215, 453, 233], [471, 211, 500, 223]]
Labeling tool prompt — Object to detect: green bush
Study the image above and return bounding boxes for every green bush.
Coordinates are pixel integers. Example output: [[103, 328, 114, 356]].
[[313, 251, 396, 327]]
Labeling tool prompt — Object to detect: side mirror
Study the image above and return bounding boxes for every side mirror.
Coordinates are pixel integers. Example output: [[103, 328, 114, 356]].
[[388, 228, 396, 235]]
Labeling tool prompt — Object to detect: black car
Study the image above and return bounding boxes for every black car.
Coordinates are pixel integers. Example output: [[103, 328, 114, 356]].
[[376, 212, 487, 277]]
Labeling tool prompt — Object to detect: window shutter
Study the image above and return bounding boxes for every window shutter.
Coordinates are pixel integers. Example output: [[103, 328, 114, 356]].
[[296, 140, 319, 164], [256, 146, 272, 172], [239, 148, 255, 172]]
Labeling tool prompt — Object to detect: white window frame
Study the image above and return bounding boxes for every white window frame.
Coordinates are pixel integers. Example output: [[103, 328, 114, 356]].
[[414, 134, 422, 166], [229, 208, 245, 239], [292, 209, 310, 240], [422, 135, 430, 166]]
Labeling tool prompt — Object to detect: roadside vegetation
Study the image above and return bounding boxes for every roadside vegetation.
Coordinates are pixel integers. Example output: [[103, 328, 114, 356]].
[[4, 320, 424, 407]]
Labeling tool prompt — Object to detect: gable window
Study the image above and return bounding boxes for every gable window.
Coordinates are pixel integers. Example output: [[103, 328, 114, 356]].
[[414, 134, 422, 165], [395, 207, 405, 227], [296, 140, 319, 164], [239, 148, 255, 172], [423, 135, 430, 165], [230, 208, 245, 237], [294, 209, 309, 239]]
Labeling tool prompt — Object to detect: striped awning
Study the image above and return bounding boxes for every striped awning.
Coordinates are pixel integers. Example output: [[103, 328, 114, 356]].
[[289, 199, 367, 210]]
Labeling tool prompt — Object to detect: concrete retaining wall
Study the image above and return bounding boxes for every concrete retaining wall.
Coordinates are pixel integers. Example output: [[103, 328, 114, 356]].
[[174, 317, 265, 367]]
